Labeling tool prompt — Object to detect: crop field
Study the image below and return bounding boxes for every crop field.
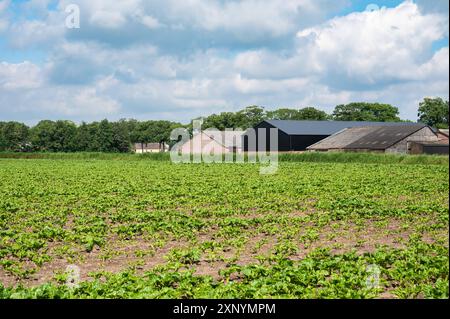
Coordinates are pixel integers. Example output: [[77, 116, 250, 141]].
[[0, 158, 448, 299]]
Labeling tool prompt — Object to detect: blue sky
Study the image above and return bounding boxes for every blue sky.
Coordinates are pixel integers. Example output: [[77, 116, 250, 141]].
[[0, 0, 448, 125]]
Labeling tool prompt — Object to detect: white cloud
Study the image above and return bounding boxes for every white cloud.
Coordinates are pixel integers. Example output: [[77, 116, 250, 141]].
[[63, 87, 121, 116], [164, 0, 347, 36], [0, 1, 448, 123], [140, 15, 161, 29], [62, 0, 141, 28], [231, 2, 449, 88], [415, 47, 449, 80], [0, 61, 43, 90], [8, 17, 65, 48], [90, 11, 127, 29], [295, 1, 448, 87]]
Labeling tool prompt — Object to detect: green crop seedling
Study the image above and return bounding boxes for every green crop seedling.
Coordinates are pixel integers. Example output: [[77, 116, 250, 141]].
[[0, 158, 448, 299]]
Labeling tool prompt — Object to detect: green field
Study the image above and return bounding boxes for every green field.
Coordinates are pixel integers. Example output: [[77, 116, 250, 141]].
[[0, 158, 448, 298]]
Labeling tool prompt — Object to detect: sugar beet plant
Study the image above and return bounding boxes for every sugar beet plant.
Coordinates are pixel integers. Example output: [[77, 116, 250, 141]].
[[0, 158, 448, 298]]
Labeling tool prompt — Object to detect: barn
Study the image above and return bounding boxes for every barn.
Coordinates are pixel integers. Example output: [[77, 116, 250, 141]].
[[179, 131, 245, 154], [307, 124, 440, 154], [243, 120, 420, 152], [134, 142, 169, 153], [409, 141, 450, 155], [437, 129, 449, 143]]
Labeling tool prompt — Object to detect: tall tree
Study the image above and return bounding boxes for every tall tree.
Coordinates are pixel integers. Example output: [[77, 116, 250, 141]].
[[267, 107, 330, 120], [74, 122, 93, 152], [110, 120, 132, 152], [297, 107, 330, 120], [94, 120, 114, 152], [332, 102, 401, 122], [131, 120, 182, 146], [202, 112, 241, 130], [235, 105, 266, 128], [0, 122, 30, 152], [418, 97, 449, 128], [30, 120, 77, 152], [266, 108, 301, 120]]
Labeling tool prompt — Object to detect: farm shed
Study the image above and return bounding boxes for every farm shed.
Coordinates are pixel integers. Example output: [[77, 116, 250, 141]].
[[305, 126, 379, 151], [408, 141, 449, 155], [134, 142, 168, 153], [179, 131, 244, 154], [307, 124, 439, 154], [243, 120, 421, 152]]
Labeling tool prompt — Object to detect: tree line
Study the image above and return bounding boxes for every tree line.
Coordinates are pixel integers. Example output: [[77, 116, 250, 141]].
[[0, 119, 183, 153], [1, 98, 448, 153]]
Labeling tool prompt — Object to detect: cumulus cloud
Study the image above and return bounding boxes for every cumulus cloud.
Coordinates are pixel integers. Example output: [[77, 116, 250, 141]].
[[0, 76, 121, 121], [8, 19, 65, 48], [295, 1, 448, 89], [0, 61, 43, 90], [49, 0, 347, 52], [0, 0, 448, 123]]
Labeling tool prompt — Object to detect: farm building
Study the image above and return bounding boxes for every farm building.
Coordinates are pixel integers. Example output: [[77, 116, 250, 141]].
[[408, 141, 449, 155], [437, 129, 449, 143], [179, 130, 244, 154], [307, 124, 440, 154], [134, 142, 169, 153], [243, 120, 421, 152]]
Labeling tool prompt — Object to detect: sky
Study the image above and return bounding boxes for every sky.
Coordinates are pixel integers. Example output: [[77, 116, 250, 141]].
[[0, 0, 448, 125]]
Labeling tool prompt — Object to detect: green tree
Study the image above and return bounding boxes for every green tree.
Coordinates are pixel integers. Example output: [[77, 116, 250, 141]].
[[94, 120, 114, 152], [266, 108, 301, 120], [74, 122, 93, 151], [418, 97, 449, 128], [235, 105, 266, 128], [30, 120, 77, 152], [131, 120, 182, 148], [110, 120, 132, 152], [267, 107, 330, 120], [297, 107, 330, 120], [0, 121, 30, 152], [332, 102, 401, 122], [122, 119, 140, 143], [202, 112, 242, 130]]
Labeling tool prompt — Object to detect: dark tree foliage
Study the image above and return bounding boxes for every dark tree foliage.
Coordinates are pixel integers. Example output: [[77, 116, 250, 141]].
[[200, 106, 330, 131], [30, 120, 77, 152], [133, 120, 182, 144], [332, 102, 401, 122], [267, 107, 329, 121], [418, 97, 449, 128], [0, 121, 30, 152], [0, 119, 182, 153]]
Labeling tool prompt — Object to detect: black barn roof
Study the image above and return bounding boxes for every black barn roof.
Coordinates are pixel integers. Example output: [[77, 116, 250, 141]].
[[263, 120, 420, 136], [345, 124, 429, 150]]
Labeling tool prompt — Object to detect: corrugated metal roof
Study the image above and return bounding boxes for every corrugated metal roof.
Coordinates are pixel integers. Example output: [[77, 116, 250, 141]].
[[264, 120, 419, 136], [307, 126, 380, 150], [438, 129, 449, 137], [345, 124, 427, 150], [308, 124, 430, 151]]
